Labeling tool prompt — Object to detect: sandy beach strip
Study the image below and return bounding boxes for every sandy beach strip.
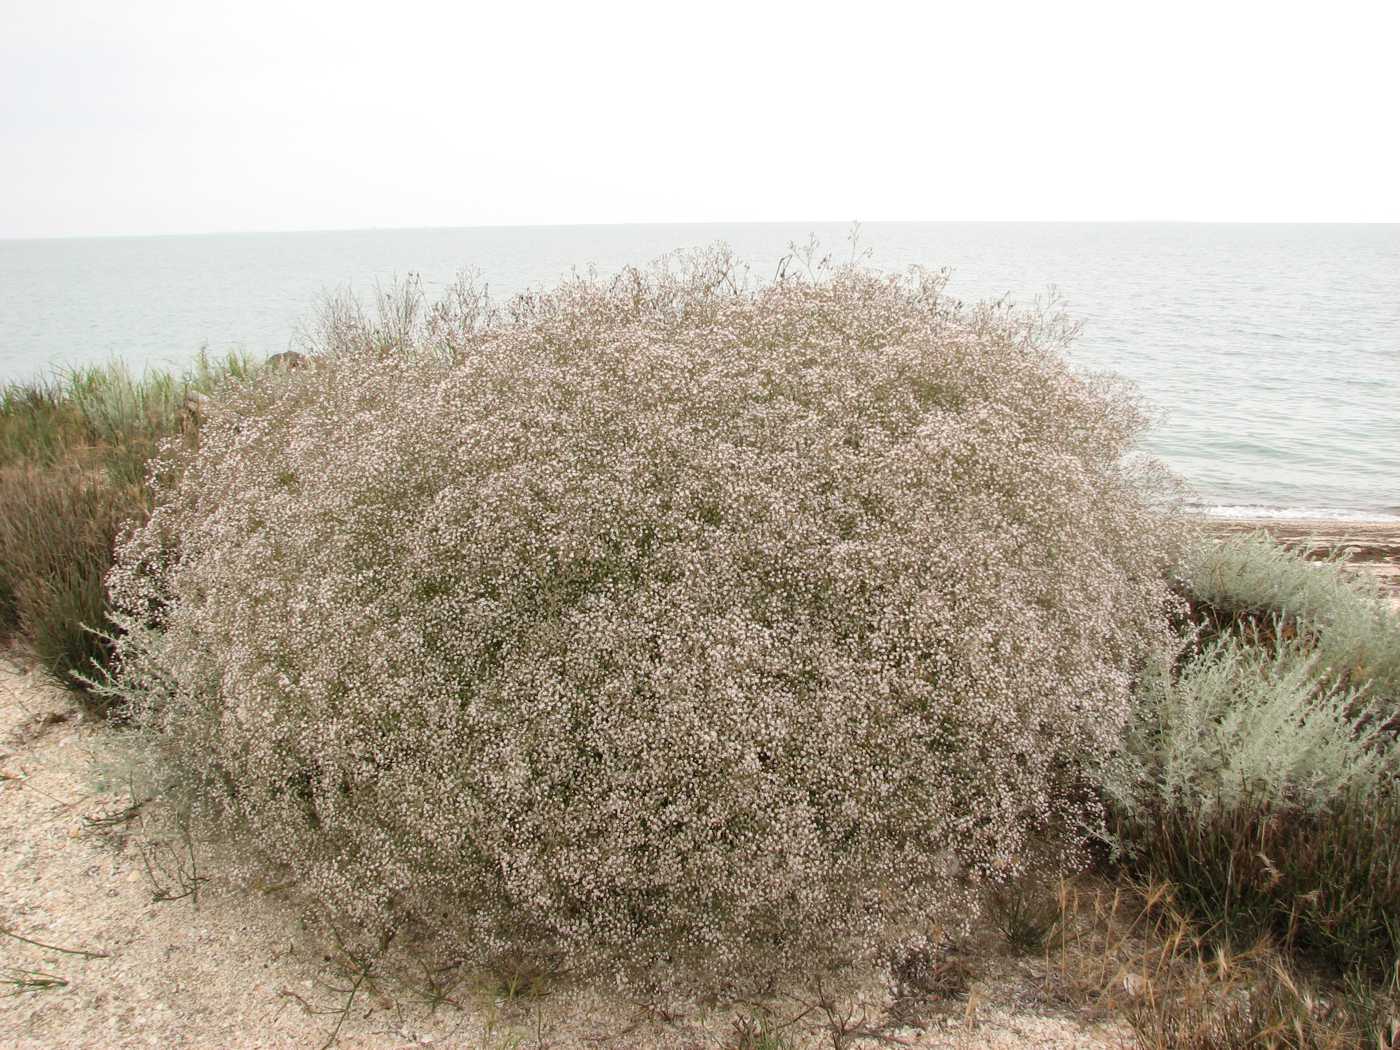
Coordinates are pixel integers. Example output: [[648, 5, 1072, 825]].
[[1194, 516, 1400, 604]]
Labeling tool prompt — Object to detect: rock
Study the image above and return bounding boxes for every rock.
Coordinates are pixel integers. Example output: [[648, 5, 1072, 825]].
[[266, 351, 309, 371], [179, 391, 211, 442]]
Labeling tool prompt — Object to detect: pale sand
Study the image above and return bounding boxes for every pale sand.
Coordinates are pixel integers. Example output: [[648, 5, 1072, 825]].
[[0, 652, 1129, 1049]]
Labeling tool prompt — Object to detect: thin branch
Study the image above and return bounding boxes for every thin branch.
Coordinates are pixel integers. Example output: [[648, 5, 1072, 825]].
[[1, 967, 69, 995], [82, 799, 148, 829], [1, 927, 110, 959], [320, 970, 367, 1050]]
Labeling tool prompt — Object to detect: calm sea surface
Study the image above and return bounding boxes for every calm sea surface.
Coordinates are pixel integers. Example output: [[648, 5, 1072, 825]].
[[2, 222, 1396, 519]]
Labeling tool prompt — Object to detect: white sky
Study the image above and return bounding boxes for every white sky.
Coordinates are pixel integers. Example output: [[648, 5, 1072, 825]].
[[2, 0, 1397, 238]]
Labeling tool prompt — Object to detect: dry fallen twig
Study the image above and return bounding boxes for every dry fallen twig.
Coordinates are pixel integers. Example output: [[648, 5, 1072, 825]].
[[1, 926, 110, 959], [1, 966, 69, 995]]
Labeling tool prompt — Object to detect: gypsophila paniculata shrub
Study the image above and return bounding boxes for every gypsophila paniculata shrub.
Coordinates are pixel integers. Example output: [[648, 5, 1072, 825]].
[[100, 248, 1181, 987]]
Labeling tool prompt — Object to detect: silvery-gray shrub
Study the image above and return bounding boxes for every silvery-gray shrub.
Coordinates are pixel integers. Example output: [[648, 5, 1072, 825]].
[[1103, 630, 1397, 827], [1177, 531, 1400, 705], [104, 249, 1180, 986]]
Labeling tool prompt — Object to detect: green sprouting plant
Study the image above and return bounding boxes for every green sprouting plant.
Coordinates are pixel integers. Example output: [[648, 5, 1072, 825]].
[[1, 967, 69, 996], [728, 1009, 798, 1050]]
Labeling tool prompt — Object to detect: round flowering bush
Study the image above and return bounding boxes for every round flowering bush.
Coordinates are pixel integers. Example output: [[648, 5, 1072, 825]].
[[106, 250, 1179, 985]]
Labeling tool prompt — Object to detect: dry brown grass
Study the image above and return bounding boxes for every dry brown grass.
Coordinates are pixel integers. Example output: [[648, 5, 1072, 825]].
[[1030, 873, 1399, 1049]]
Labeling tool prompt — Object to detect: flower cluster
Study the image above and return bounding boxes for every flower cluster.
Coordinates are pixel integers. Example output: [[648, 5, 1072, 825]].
[[105, 248, 1180, 986]]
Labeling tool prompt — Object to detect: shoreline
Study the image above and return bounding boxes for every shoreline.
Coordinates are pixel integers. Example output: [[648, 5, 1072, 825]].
[[1195, 515, 1400, 604]]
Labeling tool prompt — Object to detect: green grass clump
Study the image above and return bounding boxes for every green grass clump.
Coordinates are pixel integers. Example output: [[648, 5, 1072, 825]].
[[0, 350, 259, 484], [1118, 772, 1400, 978], [1129, 960, 1399, 1050], [0, 466, 150, 699], [0, 349, 260, 700]]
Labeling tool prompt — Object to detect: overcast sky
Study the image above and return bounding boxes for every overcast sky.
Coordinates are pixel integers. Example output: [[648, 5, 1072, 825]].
[[2, 0, 1396, 239]]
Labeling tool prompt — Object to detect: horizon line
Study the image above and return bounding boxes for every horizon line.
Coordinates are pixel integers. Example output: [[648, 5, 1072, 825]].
[[5, 217, 1400, 244]]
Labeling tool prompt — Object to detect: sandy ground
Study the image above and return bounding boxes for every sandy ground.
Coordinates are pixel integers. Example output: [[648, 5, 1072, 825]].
[[0, 653, 1131, 1050]]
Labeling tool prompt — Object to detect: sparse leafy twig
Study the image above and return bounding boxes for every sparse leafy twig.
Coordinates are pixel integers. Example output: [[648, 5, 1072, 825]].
[[277, 987, 316, 1012], [319, 968, 370, 1050], [82, 798, 147, 829], [730, 1005, 810, 1049], [798, 976, 913, 1049], [530, 1001, 548, 1050], [0, 766, 83, 810], [1, 966, 69, 995], [137, 831, 207, 904], [729, 995, 818, 1035], [404, 954, 464, 1015], [311, 923, 396, 1049]]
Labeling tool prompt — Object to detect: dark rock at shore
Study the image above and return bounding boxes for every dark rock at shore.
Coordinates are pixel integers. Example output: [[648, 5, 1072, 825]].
[[266, 351, 309, 370]]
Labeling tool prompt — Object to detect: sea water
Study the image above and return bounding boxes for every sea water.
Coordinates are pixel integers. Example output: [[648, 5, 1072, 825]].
[[1, 222, 1396, 518]]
